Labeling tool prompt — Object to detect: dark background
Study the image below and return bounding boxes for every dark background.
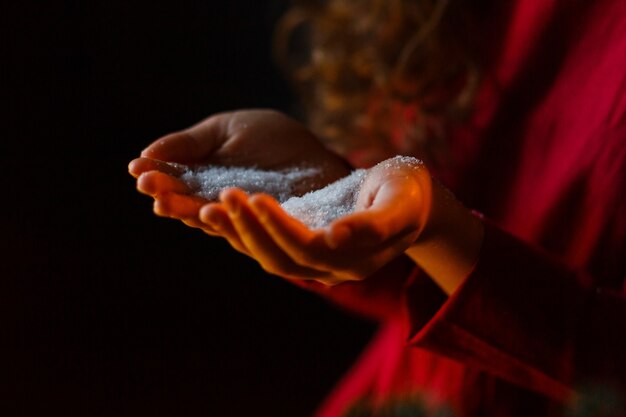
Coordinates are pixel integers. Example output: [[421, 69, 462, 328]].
[[2, 1, 374, 416]]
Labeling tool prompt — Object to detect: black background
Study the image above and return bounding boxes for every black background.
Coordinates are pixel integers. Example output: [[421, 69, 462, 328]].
[[2, 1, 374, 416]]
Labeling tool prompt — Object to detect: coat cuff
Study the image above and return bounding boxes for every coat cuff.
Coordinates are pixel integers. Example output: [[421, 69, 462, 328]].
[[405, 219, 580, 401]]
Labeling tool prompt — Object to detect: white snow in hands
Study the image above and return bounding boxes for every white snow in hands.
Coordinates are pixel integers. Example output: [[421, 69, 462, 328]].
[[179, 165, 321, 203], [281, 170, 366, 229], [176, 156, 422, 229]]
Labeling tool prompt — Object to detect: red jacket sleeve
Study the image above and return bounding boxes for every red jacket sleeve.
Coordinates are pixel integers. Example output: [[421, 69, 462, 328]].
[[406, 220, 626, 401], [287, 256, 447, 322]]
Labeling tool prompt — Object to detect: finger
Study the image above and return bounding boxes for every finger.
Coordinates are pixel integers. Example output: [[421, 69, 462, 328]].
[[153, 193, 207, 219], [248, 194, 331, 268], [128, 157, 186, 178], [137, 171, 192, 196], [341, 231, 419, 281], [327, 178, 425, 248], [140, 115, 228, 163], [180, 217, 219, 235], [199, 203, 250, 255], [248, 194, 412, 281], [221, 189, 330, 280]]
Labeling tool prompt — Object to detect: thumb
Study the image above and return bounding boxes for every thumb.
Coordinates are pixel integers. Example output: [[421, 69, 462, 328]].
[[327, 173, 431, 248], [140, 114, 229, 163]]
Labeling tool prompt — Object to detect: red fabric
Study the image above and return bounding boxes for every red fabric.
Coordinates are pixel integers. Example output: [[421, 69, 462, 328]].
[[297, 1, 626, 416]]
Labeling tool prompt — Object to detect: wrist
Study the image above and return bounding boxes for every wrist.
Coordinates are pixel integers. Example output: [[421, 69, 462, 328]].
[[405, 180, 484, 295]]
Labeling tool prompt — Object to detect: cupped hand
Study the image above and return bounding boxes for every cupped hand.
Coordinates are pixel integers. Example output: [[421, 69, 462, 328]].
[[128, 110, 351, 233], [198, 157, 433, 285]]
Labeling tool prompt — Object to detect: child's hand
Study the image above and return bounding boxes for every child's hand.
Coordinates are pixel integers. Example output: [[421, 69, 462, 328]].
[[198, 158, 433, 285], [128, 110, 351, 234]]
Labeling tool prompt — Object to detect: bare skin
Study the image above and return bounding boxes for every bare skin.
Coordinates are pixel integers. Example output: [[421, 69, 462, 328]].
[[128, 110, 350, 234], [129, 109, 483, 292]]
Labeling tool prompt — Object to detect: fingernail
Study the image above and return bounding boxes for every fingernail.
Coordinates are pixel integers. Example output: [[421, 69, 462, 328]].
[[224, 199, 240, 218], [141, 138, 170, 159]]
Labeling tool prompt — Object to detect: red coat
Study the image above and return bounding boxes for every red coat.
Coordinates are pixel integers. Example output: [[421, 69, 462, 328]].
[[292, 1, 626, 416]]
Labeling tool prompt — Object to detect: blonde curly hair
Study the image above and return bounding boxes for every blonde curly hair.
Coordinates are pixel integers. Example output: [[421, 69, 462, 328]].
[[274, 0, 480, 168]]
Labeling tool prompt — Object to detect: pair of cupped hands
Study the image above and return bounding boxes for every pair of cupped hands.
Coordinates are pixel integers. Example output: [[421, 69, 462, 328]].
[[129, 110, 437, 286]]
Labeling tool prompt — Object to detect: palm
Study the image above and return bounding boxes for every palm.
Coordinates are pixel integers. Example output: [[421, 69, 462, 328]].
[[196, 156, 432, 285], [129, 110, 350, 232]]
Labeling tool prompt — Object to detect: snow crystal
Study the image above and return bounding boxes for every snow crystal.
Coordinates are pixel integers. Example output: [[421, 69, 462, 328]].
[[179, 165, 320, 203], [175, 155, 422, 229], [281, 169, 366, 229]]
